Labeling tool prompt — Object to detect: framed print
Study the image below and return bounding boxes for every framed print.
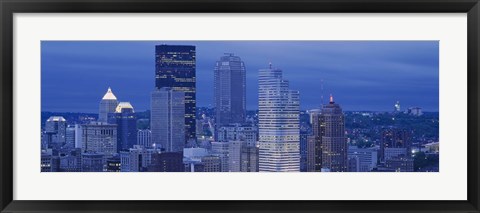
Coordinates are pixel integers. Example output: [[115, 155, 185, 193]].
[[1, 0, 479, 212]]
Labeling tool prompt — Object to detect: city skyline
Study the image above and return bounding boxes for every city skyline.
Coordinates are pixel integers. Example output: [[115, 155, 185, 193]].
[[41, 42, 439, 172], [41, 41, 439, 113]]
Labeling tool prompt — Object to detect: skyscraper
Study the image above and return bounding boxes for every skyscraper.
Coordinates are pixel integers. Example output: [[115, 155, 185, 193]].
[[155, 45, 196, 142], [310, 111, 324, 172], [258, 64, 300, 172], [150, 87, 185, 152], [214, 53, 246, 127], [108, 102, 137, 152], [320, 95, 347, 172], [98, 87, 118, 123]]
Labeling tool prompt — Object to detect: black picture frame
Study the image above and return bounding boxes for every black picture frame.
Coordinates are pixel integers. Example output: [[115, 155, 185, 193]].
[[1, 0, 479, 212]]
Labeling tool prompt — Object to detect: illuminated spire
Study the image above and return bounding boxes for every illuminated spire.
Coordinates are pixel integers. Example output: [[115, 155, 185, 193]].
[[102, 87, 117, 100], [269, 62, 272, 69], [329, 94, 334, 104]]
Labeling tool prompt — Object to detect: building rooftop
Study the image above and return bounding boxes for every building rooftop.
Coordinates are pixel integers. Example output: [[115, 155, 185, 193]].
[[47, 116, 66, 122], [115, 102, 134, 113], [102, 87, 117, 100]]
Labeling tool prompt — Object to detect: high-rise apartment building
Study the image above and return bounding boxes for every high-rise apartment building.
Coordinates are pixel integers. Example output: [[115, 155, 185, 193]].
[[155, 45, 196, 142], [258, 64, 300, 172], [150, 87, 185, 152], [214, 53, 246, 128]]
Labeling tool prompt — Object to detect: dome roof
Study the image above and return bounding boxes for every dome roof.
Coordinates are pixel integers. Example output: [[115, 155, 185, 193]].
[[102, 87, 117, 100]]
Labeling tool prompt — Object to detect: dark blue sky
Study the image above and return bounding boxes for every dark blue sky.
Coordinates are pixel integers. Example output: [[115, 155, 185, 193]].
[[41, 41, 439, 113]]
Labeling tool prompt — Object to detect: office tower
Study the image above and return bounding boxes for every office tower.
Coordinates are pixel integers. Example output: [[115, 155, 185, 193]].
[[151, 87, 185, 152], [81, 122, 117, 156], [137, 129, 152, 148], [81, 153, 105, 172], [214, 53, 246, 128], [120, 145, 157, 172], [305, 135, 317, 172], [309, 111, 324, 172], [155, 44, 196, 142], [98, 87, 118, 123], [74, 124, 83, 148], [380, 129, 411, 162], [216, 123, 257, 146], [148, 152, 184, 172], [45, 116, 67, 149], [211, 141, 230, 172], [319, 95, 347, 172], [65, 125, 76, 148], [108, 102, 137, 151], [347, 146, 378, 172], [258, 64, 300, 172]]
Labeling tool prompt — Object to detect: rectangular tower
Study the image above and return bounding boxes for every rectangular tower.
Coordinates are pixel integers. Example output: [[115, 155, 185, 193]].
[[150, 87, 185, 152], [214, 53, 246, 127], [258, 65, 300, 172], [320, 96, 347, 172], [155, 45, 196, 142]]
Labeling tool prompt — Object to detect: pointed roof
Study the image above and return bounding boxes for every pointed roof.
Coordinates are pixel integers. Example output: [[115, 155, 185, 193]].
[[102, 87, 117, 100]]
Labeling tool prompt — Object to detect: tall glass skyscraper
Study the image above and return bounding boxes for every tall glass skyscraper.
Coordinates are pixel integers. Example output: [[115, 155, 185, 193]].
[[320, 95, 347, 172], [214, 53, 246, 127], [155, 45, 196, 142], [150, 87, 185, 152], [98, 87, 118, 123], [258, 64, 300, 172], [108, 102, 137, 152]]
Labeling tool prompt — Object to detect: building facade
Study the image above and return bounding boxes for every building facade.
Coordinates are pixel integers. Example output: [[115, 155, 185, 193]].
[[81, 122, 117, 156], [155, 45, 196, 142], [45, 116, 67, 150], [108, 102, 137, 152], [320, 95, 347, 172], [120, 145, 156, 172], [151, 87, 185, 152], [258, 64, 300, 172], [216, 123, 257, 146], [98, 87, 118, 123], [137, 129, 152, 148], [214, 53, 246, 128], [380, 129, 411, 162]]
